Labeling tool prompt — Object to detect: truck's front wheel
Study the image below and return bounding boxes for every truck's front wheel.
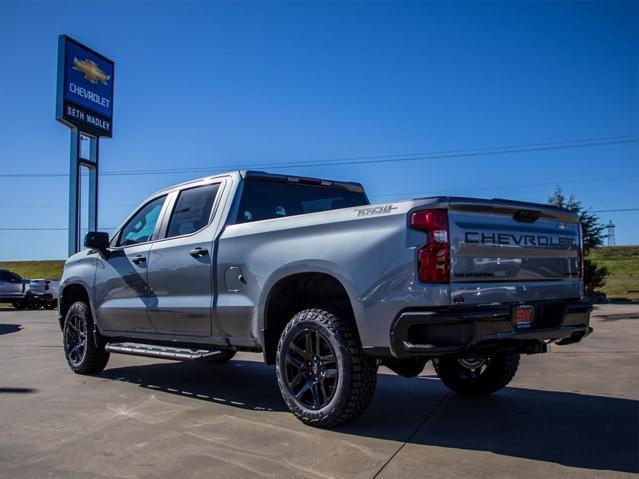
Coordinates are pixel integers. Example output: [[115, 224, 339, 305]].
[[434, 352, 520, 397], [275, 308, 378, 428], [63, 301, 110, 374]]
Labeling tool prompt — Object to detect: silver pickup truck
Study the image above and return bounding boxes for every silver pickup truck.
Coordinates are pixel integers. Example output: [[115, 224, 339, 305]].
[[0, 269, 30, 308], [0, 270, 59, 310], [59, 171, 592, 427]]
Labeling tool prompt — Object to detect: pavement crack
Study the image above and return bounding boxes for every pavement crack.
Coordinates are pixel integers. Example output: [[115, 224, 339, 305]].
[[371, 392, 450, 479]]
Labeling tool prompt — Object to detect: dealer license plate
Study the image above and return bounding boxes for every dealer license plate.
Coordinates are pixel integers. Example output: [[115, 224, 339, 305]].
[[514, 305, 535, 329]]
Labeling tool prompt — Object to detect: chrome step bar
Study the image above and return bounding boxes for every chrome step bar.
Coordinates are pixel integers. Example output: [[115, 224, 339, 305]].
[[105, 342, 223, 360]]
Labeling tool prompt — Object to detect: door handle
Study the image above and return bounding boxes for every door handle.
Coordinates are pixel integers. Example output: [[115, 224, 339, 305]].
[[190, 247, 209, 258], [132, 255, 146, 265]]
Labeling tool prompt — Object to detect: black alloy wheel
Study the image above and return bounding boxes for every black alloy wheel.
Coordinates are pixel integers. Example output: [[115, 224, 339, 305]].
[[275, 308, 378, 428], [284, 328, 339, 410], [64, 310, 88, 367], [62, 301, 110, 374], [434, 352, 520, 397]]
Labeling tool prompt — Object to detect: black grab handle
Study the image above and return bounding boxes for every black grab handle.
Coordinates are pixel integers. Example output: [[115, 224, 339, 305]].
[[189, 247, 209, 258]]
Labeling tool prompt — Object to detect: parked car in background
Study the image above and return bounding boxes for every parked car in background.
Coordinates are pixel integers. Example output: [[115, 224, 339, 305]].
[[0, 269, 30, 309], [29, 279, 60, 310], [0, 269, 59, 310]]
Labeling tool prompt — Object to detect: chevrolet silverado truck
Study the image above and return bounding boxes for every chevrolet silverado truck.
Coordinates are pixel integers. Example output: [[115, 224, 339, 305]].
[[59, 171, 592, 427], [0, 270, 58, 310], [28, 279, 60, 310]]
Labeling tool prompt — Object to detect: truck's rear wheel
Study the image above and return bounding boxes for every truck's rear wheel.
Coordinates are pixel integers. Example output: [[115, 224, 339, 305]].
[[44, 300, 57, 310], [63, 301, 109, 374], [434, 352, 520, 397], [275, 308, 378, 428], [27, 298, 41, 310], [13, 300, 26, 310]]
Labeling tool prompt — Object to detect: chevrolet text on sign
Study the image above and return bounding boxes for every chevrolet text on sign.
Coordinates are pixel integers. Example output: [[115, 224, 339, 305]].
[[56, 35, 114, 138]]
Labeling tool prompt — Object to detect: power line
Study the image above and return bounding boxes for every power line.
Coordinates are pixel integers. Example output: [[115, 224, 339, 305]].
[[0, 227, 117, 231], [591, 208, 639, 213], [0, 204, 135, 209], [368, 175, 639, 199], [1, 135, 637, 179], [1, 175, 637, 210], [81, 135, 639, 177], [0, 228, 68, 231]]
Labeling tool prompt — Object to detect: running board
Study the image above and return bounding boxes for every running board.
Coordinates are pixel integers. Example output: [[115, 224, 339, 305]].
[[105, 342, 223, 360]]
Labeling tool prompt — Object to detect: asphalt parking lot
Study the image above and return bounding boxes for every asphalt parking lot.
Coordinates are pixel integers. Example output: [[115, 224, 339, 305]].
[[0, 305, 637, 478]]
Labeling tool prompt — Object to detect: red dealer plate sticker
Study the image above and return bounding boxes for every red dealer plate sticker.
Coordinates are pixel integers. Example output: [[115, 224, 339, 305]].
[[514, 305, 535, 329]]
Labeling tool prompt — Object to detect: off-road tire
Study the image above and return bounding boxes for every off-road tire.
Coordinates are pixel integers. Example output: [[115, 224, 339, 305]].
[[13, 300, 27, 310], [275, 308, 378, 428], [44, 300, 57, 310], [27, 296, 41, 310], [63, 301, 110, 374], [434, 352, 520, 397], [203, 350, 237, 363]]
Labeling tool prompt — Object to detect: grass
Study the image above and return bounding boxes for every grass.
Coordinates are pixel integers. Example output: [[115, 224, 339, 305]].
[[588, 246, 639, 301], [1, 245, 637, 300], [0, 260, 65, 280]]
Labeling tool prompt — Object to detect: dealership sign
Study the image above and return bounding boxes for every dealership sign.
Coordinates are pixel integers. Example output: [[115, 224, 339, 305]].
[[56, 35, 114, 138]]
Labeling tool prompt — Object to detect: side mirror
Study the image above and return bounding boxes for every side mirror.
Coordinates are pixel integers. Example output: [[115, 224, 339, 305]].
[[84, 232, 110, 253]]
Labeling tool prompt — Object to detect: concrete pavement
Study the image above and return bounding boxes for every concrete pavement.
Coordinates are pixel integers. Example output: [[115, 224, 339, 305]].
[[0, 304, 637, 478]]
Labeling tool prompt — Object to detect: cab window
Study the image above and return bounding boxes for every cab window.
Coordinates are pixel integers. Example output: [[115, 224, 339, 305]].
[[237, 180, 368, 223], [166, 184, 220, 238], [1, 271, 22, 283], [117, 195, 166, 247]]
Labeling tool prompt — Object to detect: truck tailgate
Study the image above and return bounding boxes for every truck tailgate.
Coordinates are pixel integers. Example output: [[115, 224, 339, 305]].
[[448, 198, 582, 304]]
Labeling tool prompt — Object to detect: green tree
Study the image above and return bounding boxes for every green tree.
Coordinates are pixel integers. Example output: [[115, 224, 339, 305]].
[[548, 187, 608, 292]]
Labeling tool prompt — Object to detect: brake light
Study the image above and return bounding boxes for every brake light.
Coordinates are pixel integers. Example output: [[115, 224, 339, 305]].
[[410, 209, 450, 283], [45, 281, 50, 291], [286, 176, 333, 186]]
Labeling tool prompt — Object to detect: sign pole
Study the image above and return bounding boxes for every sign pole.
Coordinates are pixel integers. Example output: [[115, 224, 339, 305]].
[[87, 136, 99, 234], [68, 130, 81, 257], [57, 35, 113, 257]]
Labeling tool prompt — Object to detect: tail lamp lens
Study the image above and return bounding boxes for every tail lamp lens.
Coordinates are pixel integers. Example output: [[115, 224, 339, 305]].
[[410, 209, 450, 283]]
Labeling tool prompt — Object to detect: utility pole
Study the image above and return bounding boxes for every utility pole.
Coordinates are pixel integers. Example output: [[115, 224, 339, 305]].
[[606, 220, 616, 246]]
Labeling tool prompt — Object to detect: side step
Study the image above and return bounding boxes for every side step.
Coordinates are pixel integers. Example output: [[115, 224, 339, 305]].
[[105, 342, 224, 360]]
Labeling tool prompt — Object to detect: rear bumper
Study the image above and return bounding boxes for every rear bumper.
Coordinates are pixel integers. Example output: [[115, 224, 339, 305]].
[[390, 299, 592, 358], [31, 293, 54, 302]]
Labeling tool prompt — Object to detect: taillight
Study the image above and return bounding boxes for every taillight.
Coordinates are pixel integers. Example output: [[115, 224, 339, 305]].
[[45, 281, 50, 291], [410, 209, 450, 283]]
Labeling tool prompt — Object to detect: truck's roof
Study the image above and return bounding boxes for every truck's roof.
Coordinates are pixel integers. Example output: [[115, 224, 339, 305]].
[[157, 170, 366, 195]]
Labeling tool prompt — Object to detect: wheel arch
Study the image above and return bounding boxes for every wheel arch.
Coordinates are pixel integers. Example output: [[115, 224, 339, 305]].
[[58, 283, 91, 331], [260, 269, 363, 365]]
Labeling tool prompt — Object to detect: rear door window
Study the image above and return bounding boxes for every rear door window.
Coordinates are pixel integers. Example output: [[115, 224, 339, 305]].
[[8, 272, 22, 283], [237, 180, 368, 223], [166, 183, 220, 238]]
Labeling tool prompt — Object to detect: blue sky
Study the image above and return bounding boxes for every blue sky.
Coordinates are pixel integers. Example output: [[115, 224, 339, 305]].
[[0, 0, 637, 260]]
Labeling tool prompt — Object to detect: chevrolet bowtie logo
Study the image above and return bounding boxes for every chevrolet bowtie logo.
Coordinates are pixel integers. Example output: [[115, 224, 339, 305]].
[[72, 57, 110, 85]]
